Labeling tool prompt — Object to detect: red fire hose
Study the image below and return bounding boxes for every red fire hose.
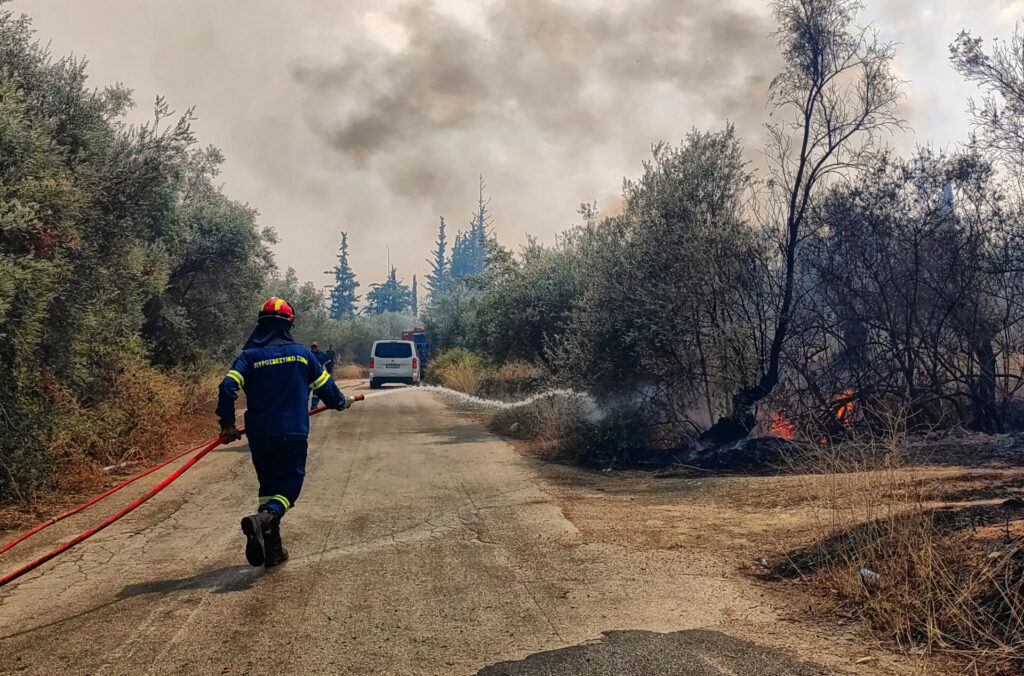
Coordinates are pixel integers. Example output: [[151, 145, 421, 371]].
[[0, 396, 363, 589], [0, 437, 217, 557]]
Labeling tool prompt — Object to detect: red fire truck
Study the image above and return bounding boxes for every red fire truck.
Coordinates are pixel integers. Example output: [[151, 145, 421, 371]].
[[401, 327, 430, 370]]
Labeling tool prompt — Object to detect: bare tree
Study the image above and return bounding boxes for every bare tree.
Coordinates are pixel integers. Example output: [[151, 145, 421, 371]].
[[701, 0, 904, 445], [951, 24, 1024, 180], [790, 149, 1022, 435]]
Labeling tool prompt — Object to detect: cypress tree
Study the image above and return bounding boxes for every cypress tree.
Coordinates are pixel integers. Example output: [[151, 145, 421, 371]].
[[365, 266, 414, 314], [426, 216, 449, 294], [450, 176, 492, 279], [412, 275, 418, 317], [327, 231, 360, 318]]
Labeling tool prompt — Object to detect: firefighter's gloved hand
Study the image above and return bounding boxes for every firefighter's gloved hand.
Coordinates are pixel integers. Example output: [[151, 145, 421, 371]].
[[219, 420, 243, 443], [336, 394, 354, 411]]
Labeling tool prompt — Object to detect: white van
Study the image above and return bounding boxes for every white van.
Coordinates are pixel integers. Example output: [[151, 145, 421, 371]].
[[369, 340, 421, 389]]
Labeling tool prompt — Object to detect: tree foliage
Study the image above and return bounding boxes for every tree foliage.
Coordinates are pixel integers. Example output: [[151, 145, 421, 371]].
[[796, 149, 1024, 433], [555, 128, 763, 446], [951, 24, 1024, 177], [702, 0, 904, 444], [449, 176, 493, 279], [0, 6, 274, 498], [426, 217, 449, 296], [365, 266, 414, 315], [420, 3, 1024, 453]]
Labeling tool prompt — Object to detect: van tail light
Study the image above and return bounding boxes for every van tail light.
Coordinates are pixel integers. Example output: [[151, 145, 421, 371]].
[[369, 358, 374, 369], [412, 357, 418, 370]]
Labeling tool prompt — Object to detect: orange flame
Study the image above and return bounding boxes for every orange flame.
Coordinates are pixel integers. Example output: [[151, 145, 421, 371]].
[[766, 410, 796, 440], [765, 389, 855, 441], [834, 389, 855, 424]]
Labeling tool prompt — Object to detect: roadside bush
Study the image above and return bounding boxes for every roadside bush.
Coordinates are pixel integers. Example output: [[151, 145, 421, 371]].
[[335, 363, 367, 380], [478, 361, 547, 399], [471, 241, 585, 367], [555, 128, 763, 450], [21, 352, 219, 502], [489, 393, 592, 459], [427, 348, 489, 395], [423, 280, 485, 355], [0, 9, 271, 501]]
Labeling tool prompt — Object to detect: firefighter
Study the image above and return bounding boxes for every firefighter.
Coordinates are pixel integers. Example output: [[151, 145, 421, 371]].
[[309, 342, 332, 410], [216, 297, 354, 568]]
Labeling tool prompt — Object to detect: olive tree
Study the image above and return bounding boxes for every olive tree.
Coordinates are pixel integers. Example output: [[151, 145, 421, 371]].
[[557, 127, 762, 448]]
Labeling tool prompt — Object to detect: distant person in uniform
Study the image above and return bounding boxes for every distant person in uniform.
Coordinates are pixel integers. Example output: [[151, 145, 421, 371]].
[[326, 345, 337, 373], [310, 342, 332, 409], [217, 298, 354, 568]]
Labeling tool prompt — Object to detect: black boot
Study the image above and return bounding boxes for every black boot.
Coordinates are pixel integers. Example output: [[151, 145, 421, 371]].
[[264, 516, 289, 568], [240, 508, 277, 567]]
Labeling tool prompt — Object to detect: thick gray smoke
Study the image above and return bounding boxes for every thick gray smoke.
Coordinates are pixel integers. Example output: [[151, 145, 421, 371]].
[[292, 0, 779, 222], [18, 0, 996, 288]]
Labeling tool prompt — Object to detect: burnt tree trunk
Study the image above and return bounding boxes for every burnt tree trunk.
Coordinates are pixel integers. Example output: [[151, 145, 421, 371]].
[[699, 210, 800, 445], [697, 0, 902, 448], [969, 334, 1000, 433]]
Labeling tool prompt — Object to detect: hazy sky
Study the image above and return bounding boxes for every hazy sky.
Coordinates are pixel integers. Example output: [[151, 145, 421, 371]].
[[10, 0, 1022, 298]]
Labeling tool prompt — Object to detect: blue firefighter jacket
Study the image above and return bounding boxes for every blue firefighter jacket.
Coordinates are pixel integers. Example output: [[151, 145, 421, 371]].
[[312, 349, 331, 370], [216, 343, 345, 439]]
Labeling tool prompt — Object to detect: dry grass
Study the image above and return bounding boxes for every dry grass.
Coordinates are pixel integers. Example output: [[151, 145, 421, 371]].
[[1, 364, 221, 528], [774, 430, 1024, 674], [435, 360, 485, 395], [490, 396, 574, 445], [335, 363, 367, 379], [427, 348, 489, 396], [475, 361, 546, 399]]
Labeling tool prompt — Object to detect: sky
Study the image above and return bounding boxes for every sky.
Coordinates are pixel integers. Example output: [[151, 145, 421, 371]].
[[9, 0, 1022, 299]]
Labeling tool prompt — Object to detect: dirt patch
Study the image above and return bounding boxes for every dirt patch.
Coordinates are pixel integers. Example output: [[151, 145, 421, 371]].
[[524, 460, 946, 674], [519, 452, 1024, 674], [534, 463, 836, 557]]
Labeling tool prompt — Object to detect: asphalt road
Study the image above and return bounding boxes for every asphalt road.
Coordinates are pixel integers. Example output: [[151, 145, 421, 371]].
[[0, 385, 829, 675]]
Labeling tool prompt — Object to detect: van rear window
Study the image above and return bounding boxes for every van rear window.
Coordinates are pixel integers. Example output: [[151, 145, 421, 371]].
[[374, 342, 412, 358]]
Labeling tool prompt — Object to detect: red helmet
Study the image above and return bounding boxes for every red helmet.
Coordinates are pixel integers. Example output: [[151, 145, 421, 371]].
[[258, 297, 295, 323], [311, 341, 319, 348]]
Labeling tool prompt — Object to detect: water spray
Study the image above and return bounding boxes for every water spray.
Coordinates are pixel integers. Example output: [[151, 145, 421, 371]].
[[362, 384, 603, 422]]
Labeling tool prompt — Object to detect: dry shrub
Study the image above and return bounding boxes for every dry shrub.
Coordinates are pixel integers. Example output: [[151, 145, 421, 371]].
[[437, 361, 485, 396], [777, 425, 1024, 673], [335, 363, 367, 379], [43, 358, 220, 497], [479, 361, 547, 399], [427, 348, 489, 395], [488, 394, 594, 461]]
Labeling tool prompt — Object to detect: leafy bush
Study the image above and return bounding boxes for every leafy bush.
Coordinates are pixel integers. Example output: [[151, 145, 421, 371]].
[[471, 241, 585, 367], [0, 8, 271, 500], [554, 128, 763, 449]]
